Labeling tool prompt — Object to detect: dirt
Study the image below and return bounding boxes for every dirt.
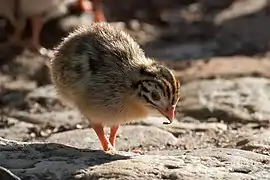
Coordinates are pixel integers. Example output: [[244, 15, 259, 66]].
[[0, 0, 270, 156]]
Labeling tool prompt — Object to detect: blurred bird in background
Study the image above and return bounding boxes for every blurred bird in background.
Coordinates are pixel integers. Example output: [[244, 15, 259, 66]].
[[0, 0, 69, 56], [76, 0, 106, 22], [0, 0, 105, 56]]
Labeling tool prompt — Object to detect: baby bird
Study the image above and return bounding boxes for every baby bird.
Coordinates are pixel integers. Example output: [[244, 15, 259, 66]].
[[50, 22, 180, 151], [77, 0, 106, 22], [0, 0, 67, 55]]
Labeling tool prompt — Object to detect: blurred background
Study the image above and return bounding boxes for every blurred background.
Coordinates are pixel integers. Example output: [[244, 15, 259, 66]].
[[0, 0, 270, 154]]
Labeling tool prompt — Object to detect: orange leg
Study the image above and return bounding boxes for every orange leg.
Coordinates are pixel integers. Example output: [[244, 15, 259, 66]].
[[92, 0, 106, 22], [77, 0, 92, 12], [92, 123, 113, 151], [29, 14, 54, 57], [29, 14, 43, 51], [9, 18, 26, 46], [109, 125, 119, 148]]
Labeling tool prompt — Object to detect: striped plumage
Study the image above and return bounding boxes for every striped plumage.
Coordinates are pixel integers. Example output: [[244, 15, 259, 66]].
[[137, 63, 180, 104], [50, 22, 180, 151], [134, 63, 180, 122]]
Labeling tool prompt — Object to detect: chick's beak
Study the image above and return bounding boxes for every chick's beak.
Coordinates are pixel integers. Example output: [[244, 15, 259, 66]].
[[161, 105, 176, 124]]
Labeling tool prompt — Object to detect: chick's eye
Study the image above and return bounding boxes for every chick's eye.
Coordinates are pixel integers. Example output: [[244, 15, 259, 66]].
[[151, 91, 160, 101]]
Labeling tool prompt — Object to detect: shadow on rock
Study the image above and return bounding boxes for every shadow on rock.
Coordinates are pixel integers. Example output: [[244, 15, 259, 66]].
[[0, 166, 20, 180], [0, 138, 130, 180]]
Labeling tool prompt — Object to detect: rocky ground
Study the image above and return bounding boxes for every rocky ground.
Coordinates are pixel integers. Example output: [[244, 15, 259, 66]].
[[0, 0, 270, 179]]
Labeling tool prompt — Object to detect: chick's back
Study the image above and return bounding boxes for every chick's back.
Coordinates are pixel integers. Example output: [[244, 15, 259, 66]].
[[50, 23, 148, 106]]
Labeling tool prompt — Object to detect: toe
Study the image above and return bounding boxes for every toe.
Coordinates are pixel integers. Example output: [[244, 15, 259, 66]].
[[104, 144, 117, 155]]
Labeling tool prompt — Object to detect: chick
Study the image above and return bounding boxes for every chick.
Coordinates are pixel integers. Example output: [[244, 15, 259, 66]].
[[0, 0, 67, 55], [76, 0, 106, 22], [50, 22, 180, 151]]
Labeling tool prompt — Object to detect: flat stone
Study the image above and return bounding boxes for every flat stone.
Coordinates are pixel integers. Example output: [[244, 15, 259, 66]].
[[45, 125, 178, 151], [178, 77, 270, 124], [27, 85, 58, 101], [3, 110, 88, 140], [0, 117, 35, 141], [215, 0, 268, 24], [214, 0, 270, 56], [174, 56, 270, 83], [6, 51, 50, 85], [0, 138, 269, 180], [45, 128, 100, 150], [146, 42, 217, 60], [8, 110, 86, 127], [0, 74, 36, 91], [116, 125, 178, 151], [139, 116, 228, 136], [236, 131, 270, 156]]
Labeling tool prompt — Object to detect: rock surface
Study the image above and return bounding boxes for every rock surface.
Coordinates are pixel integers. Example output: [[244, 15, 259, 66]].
[[178, 77, 270, 124], [236, 131, 270, 156], [173, 56, 270, 83], [1, 1, 270, 179], [0, 116, 35, 141], [0, 138, 269, 180]]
